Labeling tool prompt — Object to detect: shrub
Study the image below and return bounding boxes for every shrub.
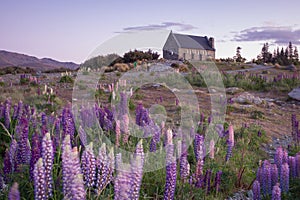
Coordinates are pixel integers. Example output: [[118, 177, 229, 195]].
[[114, 63, 129, 72], [59, 75, 74, 83]]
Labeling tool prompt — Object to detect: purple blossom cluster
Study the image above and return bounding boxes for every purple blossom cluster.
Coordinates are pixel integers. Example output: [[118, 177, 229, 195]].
[[135, 102, 151, 127], [95, 104, 114, 132], [8, 182, 20, 200], [62, 135, 86, 199], [291, 114, 300, 146], [164, 130, 177, 200], [114, 141, 144, 200], [255, 146, 300, 199], [96, 143, 114, 194]]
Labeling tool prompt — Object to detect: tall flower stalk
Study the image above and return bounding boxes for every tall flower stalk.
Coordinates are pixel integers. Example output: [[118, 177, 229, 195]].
[[81, 142, 96, 188], [164, 129, 177, 200], [33, 158, 47, 200], [9, 182, 20, 200], [252, 180, 261, 200], [62, 135, 86, 199], [41, 133, 53, 198]]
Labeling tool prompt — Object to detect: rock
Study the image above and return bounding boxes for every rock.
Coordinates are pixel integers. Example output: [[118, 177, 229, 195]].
[[231, 92, 262, 105], [288, 87, 300, 101], [226, 87, 244, 95], [285, 64, 296, 71]]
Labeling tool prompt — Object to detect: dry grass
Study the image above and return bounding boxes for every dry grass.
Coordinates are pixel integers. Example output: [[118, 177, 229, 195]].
[[114, 63, 130, 72]]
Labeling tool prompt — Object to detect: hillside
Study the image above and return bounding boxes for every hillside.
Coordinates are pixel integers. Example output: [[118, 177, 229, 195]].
[[0, 50, 79, 72]]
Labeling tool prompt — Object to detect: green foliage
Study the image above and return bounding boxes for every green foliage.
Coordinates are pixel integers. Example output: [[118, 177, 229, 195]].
[[250, 110, 264, 119], [20, 77, 29, 85], [185, 73, 207, 87], [134, 93, 144, 100], [123, 49, 159, 63], [128, 98, 135, 111], [95, 88, 105, 99], [59, 75, 74, 83], [81, 53, 121, 69]]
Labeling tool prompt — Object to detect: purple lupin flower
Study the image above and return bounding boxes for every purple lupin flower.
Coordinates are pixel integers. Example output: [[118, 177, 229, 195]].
[[262, 160, 272, 195], [274, 147, 283, 174], [272, 183, 281, 200], [33, 158, 47, 200], [61, 135, 86, 199], [289, 156, 296, 178], [53, 118, 61, 152], [179, 143, 190, 182], [280, 162, 289, 193], [4, 99, 11, 129], [114, 154, 131, 200], [12, 104, 18, 120], [252, 180, 261, 200], [61, 108, 76, 146], [30, 132, 41, 180], [214, 171, 222, 193], [41, 133, 53, 198], [96, 144, 114, 194], [296, 154, 300, 177], [119, 91, 128, 118], [8, 182, 20, 200], [194, 132, 204, 161], [271, 164, 278, 188], [164, 129, 177, 200], [81, 143, 96, 188], [215, 124, 225, 137], [225, 141, 233, 162], [9, 139, 17, 172], [70, 147, 86, 200], [15, 118, 31, 170], [78, 126, 87, 147], [62, 135, 73, 199], [204, 169, 212, 194], [282, 149, 288, 165], [16, 100, 23, 122], [130, 140, 144, 200], [3, 149, 12, 181], [41, 112, 47, 128]]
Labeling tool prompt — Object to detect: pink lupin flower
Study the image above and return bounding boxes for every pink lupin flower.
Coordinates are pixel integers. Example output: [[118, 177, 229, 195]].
[[209, 139, 215, 159], [115, 120, 121, 147], [228, 124, 234, 146], [122, 114, 129, 144]]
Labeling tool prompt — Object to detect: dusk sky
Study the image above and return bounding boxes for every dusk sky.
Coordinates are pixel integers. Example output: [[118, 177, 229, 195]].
[[1, 0, 300, 63]]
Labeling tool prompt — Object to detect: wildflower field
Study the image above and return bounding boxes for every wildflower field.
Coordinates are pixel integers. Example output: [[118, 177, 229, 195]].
[[1, 62, 300, 200]]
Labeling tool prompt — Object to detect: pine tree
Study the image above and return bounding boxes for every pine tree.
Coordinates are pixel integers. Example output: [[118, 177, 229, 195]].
[[261, 43, 269, 63], [288, 41, 293, 60], [294, 46, 299, 64]]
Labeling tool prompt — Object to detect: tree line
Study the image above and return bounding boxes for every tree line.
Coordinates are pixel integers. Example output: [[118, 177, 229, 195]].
[[256, 42, 299, 65]]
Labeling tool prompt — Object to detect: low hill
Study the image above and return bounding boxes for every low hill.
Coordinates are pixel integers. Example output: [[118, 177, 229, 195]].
[[0, 50, 79, 72]]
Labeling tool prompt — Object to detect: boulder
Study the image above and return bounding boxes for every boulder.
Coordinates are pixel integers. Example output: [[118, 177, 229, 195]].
[[226, 87, 244, 95], [288, 87, 300, 101], [285, 64, 296, 71], [231, 92, 262, 105]]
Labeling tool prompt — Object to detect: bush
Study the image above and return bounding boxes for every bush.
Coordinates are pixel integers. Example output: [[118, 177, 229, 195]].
[[59, 75, 74, 83], [123, 49, 159, 63], [114, 63, 129, 72]]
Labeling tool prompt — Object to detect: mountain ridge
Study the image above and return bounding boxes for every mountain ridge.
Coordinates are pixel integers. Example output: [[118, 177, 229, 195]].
[[0, 50, 79, 72]]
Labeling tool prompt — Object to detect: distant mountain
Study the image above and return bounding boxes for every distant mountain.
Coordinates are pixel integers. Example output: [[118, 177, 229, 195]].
[[0, 50, 79, 72]]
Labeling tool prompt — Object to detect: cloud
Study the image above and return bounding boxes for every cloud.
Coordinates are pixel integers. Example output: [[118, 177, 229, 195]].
[[232, 25, 300, 45], [120, 22, 197, 32]]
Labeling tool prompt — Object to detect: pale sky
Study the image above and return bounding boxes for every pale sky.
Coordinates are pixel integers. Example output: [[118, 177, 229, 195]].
[[1, 0, 300, 63]]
